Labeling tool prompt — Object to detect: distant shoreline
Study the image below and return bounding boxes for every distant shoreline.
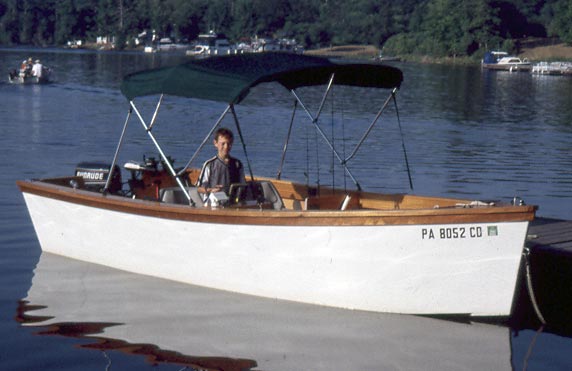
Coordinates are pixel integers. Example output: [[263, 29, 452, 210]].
[[306, 39, 572, 63], [3, 38, 572, 64]]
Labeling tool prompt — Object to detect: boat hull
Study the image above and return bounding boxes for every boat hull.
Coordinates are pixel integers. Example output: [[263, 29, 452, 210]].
[[482, 63, 532, 72], [8, 75, 50, 84], [19, 182, 532, 317]]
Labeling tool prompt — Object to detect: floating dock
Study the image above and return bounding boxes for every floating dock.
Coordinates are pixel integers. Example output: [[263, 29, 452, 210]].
[[531, 62, 572, 75]]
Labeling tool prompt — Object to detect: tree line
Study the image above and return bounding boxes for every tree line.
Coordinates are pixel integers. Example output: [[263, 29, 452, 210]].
[[0, 0, 570, 59]]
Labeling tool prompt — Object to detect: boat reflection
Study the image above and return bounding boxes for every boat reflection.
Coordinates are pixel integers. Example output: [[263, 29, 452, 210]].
[[19, 252, 520, 370]]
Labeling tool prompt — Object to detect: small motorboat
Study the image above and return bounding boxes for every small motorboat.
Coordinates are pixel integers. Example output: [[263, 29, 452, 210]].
[[8, 59, 51, 84], [482, 55, 532, 72], [17, 53, 536, 317]]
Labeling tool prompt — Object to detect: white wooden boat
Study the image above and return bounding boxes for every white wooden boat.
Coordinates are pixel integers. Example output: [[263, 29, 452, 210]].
[[17, 53, 536, 317]]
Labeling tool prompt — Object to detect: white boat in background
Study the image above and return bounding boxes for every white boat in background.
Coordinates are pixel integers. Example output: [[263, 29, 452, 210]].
[[156, 37, 189, 52], [186, 31, 232, 57], [19, 252, 514, 370], [482, 50, 509, 65], [482, 56, 532, 72], [143, 37, 190, 53], [17, 53, 536, 317]]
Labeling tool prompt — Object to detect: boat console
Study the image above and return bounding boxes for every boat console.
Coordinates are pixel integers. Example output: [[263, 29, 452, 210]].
[[159, 181, 284, 210]]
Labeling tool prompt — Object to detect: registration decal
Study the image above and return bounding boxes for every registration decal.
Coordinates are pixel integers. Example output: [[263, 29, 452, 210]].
[[421, 225, 498, 240]]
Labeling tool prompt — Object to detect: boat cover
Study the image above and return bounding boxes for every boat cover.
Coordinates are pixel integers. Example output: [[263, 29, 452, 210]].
[[120, 52, 403, 104]]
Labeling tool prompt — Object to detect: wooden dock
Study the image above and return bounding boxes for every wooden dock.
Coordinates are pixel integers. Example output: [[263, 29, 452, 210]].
[[521, 217, 572, 333], [527, 217, 572, 251]]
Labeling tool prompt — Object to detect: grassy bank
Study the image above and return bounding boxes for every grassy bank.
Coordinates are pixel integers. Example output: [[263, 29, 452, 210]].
[[306, 41, 572, 64]]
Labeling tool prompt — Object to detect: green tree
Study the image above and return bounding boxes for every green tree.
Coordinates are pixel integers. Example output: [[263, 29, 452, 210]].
[[205, 0, 232, 35], [546, 0, 572, 43], [172, 0, 206, 40], [19, 0, 36, 44], [55, 0, 76, 44], [0, 0, 21, 44]]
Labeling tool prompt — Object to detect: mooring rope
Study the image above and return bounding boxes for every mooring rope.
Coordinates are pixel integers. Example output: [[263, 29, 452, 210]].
[[523, 246, 547, 325]]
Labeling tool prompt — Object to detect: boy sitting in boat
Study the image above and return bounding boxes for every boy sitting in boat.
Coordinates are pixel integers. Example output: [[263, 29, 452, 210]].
[[196, 127, 245, 198]]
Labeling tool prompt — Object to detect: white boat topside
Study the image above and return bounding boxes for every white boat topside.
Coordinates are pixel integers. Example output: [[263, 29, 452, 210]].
[[19, 176, 535, 317]]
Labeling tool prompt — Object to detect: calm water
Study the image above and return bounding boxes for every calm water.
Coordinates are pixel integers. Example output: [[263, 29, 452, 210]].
[[1, 48, 572, 370]]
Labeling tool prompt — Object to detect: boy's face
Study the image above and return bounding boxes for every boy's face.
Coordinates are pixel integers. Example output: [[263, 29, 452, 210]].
[[214, 135, 233, 159]]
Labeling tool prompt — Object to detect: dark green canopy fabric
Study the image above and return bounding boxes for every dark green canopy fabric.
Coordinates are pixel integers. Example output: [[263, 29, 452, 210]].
[[120, 52, 403, 104]]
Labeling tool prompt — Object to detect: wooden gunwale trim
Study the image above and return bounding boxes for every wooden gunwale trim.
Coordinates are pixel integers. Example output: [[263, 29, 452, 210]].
[[17, 180, 536, 226]]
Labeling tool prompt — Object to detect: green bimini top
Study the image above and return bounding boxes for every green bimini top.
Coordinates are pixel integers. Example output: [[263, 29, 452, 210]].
[[120, 52, 403, 104]]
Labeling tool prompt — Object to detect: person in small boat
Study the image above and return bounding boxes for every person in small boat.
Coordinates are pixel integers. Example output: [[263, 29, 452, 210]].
[[31, 60, 43, 78], [20, 58, 33, 77], [19, 60, 28, 76], [197, 127, 245, 197]]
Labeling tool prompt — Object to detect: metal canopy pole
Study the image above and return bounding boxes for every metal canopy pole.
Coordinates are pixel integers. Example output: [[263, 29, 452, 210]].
[[345, 87, 397, 163], [277, 100, 298, 180], [179, 104, 232, 175], [230, 104, 255, 181], [147, 94, 164, 131], [130, 100, 192, 203], [103, 107, 132, 194], [290, 80, 362, 190], [392, 90, 414, 190]]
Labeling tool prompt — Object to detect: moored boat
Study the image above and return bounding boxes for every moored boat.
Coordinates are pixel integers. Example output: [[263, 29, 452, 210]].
[[186, 31, 233, 57], [17, 53, 536, 317], [482, 56, 532, 72], [482, 51, 509, 65]]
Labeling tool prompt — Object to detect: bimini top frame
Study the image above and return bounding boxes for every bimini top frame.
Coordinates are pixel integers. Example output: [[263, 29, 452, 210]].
[[107, 53, 405, 202]]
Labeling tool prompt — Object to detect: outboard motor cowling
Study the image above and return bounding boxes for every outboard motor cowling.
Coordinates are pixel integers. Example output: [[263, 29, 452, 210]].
[[75, 162, 121, 193]]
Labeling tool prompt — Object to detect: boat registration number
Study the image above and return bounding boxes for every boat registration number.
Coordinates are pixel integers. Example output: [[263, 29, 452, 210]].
[[421, 226, 497, 240]]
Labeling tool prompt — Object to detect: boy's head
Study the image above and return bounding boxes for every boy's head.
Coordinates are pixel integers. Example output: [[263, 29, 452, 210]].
[[213, 127, 234, 159]]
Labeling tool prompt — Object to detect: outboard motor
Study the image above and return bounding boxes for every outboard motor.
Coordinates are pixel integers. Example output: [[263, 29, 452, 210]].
[[75, 162, 122, 194]]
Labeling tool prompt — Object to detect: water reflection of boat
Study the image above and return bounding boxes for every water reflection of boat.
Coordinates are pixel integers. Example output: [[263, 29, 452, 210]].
[[19, 252, 514, 370], [17, 53, 536, 317]]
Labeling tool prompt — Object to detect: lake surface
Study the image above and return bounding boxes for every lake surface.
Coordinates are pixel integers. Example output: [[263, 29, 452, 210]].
[[1, 48, 571, 370]]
